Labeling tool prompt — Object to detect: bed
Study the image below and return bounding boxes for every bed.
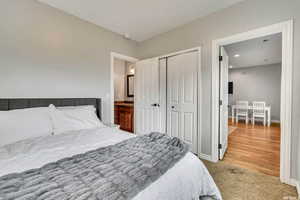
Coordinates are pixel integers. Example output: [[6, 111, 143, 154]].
[[0, 98, 221, 200]]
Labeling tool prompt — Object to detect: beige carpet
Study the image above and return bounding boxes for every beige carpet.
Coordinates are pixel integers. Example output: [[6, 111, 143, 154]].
[[203, 160, 298, 200]]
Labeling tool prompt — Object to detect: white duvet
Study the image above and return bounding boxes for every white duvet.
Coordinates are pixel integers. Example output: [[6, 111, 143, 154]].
[[0, 127, 221, 200]]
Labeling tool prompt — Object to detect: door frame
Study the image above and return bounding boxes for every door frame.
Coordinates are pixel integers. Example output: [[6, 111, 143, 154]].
[[211, 20, 293, 184], [110, 52, 138, 124], [159, 47, 202, 155]]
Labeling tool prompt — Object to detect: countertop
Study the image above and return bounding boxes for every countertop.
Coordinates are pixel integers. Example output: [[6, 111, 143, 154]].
[[114, 102, 134, 107]]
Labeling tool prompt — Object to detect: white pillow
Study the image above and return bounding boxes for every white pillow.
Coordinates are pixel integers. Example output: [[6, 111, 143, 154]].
[[49, 104, 104, 134], [0, 107, 53, 147]]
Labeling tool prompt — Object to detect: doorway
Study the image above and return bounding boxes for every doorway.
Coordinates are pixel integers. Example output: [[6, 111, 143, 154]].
[[219, 33, 282, 177], [110, 52, 138, 133], [212, 20, 293, 184]]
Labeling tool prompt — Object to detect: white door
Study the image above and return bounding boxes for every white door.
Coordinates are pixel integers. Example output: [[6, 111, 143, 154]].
[[135, 58, 161, 135], [167, 51, 198, 153], [219, 46, 229, 159], [159, 58, 167, 134]]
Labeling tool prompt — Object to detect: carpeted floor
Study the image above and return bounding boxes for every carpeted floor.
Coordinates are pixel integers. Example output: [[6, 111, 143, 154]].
[[203, 160, 298, 200]]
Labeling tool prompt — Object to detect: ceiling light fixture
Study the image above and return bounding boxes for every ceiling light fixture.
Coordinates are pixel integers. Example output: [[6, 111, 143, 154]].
[[234, 54, 240, 58], [229, 65, 233, 69], [123, 33, 131, 40]]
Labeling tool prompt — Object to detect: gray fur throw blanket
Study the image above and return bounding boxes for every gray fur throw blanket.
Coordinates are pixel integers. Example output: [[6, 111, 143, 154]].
[[0, 132, 189, 200]]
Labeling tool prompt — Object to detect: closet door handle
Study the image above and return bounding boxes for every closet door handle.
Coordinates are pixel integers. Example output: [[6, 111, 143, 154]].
[[151, 103, 160, 107]]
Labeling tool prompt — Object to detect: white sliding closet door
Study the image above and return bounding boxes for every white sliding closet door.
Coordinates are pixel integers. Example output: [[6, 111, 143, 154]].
[[167, 51, 198, 153], [135, 58, 161, 135]]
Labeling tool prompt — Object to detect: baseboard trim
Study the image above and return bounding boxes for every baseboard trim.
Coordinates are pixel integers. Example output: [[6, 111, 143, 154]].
[[296, 180, 300, 197], [228, 118, 280, 124], [198, 153, 215, 162], [271, 120, 280, 124], [289, 179, 300, 196]]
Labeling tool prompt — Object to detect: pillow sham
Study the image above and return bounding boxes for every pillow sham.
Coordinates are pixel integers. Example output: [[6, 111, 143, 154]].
[[49, 104, 104, 134], [0, 107, 53, 147]]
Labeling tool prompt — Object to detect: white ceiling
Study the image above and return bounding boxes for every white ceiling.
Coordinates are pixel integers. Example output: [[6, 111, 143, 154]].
[[37, 0, 245, 42], [224, 33, 282, 69]]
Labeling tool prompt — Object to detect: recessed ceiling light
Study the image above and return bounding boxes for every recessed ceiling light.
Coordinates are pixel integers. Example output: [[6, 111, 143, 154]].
[[123, 33, 130, 39], [234, 54, 240, 58], [229, 65, 233, 69]]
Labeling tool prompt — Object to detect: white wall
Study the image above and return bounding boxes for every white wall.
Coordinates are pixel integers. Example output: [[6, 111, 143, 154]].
[[137, 0, 300, 180], [113, 58, 126, 101], [0, 0, 138, 123], [229, 64, 281, 121]]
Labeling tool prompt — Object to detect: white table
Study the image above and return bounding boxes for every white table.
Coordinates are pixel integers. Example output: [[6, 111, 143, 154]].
[[231, 105, 271, 126]]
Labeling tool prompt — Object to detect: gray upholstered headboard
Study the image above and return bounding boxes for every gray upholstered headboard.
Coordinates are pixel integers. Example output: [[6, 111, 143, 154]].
[[0, 98, 102, 120]]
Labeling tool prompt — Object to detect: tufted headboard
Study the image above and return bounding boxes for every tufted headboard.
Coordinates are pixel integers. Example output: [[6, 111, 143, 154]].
[[0, 98, 102, 120]]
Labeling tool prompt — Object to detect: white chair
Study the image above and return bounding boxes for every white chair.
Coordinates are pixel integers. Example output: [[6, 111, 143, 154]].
[[236, 101, 249, 124], [252, 101, 266, 126]]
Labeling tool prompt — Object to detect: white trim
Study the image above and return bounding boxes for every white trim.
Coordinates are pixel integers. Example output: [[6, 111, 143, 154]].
[[159, 47, 201, 59], [110, 52, 138, 123], [229, 117, 281, 124], [198, 153, 214, 162], [158, 47, 202, 156], [297, 181, 300, 197], [289, 179, 300, 197], [211, 20, 294, 184], [271, 120, 281, 124], [197, 48, 203, 158]]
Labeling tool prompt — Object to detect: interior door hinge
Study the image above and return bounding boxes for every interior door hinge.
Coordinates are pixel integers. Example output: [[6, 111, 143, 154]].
[[219, 100, 223, 106], [218, 144, 222, 149], [219, 56, 223, 62]]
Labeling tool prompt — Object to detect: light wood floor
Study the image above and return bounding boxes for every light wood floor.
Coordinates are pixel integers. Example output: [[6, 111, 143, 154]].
[[223, 120, 280, 177]]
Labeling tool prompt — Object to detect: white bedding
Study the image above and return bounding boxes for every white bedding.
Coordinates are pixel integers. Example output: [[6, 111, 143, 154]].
[[0, 127, 221, 200]]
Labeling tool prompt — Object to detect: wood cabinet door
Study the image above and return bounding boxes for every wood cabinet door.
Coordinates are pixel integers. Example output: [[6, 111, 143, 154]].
[[119, 108, 133, 132], [114, 106, 120, 124]]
